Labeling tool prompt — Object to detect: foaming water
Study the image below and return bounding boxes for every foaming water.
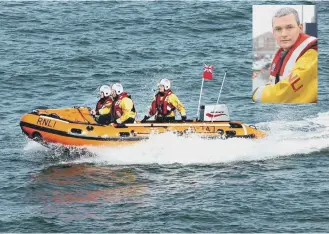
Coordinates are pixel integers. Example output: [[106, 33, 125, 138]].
[[61, 112, 329, 165], [23, 140, 48, 152]]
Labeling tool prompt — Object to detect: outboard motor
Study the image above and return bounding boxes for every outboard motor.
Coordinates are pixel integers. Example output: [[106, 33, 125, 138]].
[[199, 104, 230, 122]]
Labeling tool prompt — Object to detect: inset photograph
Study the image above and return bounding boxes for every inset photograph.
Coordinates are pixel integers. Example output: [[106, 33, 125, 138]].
[[252, 5, 317, 103]]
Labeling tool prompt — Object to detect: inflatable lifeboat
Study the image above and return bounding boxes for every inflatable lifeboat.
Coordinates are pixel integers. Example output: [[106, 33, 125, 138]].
[[20, 104, 267, 148]]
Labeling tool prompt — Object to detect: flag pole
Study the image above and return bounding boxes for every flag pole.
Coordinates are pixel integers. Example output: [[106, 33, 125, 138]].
[[211, 71, 227, 122], [196, 77, 205, 119]]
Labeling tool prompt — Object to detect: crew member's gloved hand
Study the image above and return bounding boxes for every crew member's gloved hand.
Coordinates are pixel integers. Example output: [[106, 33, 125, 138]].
[[90, 109, 96, 115], [181, 115, 187, 122], [141, 115, 150, 123]]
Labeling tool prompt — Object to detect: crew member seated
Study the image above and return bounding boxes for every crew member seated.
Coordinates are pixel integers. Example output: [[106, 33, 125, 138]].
[[111, 83, 136, 124], [141, 78, 186, 123], [90, 85, 113, 125]]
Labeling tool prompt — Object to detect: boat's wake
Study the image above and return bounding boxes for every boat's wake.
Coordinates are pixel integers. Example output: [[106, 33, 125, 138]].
[[23, 111, 329, 165]]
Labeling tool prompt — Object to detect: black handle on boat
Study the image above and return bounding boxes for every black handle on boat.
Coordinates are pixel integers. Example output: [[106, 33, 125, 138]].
[[249, 125, 257, 130]]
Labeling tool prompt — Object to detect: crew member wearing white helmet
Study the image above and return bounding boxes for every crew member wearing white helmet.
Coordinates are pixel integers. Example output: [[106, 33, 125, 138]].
[[141, 78, 186, 123], [90, 85, 113, 124], [111, 83, 136, 124]]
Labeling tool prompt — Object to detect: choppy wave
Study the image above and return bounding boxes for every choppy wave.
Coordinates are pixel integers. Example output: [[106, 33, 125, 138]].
[[3, 1, 329, 232]]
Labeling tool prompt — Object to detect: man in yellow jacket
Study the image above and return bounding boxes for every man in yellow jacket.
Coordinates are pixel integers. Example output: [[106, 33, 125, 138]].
[[111, 83, 136, 124], [141, 78, 187, 123], [252, 7, 317, 103], [90, 85, 113, 124]]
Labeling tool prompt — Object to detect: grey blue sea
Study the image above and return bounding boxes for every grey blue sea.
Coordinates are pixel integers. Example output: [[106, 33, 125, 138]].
[[1, 1, 329, 232]]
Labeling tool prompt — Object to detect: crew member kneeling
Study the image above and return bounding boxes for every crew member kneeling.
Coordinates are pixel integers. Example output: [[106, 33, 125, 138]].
[[111, 83, 136, 124], [141, 78, 186, 123]]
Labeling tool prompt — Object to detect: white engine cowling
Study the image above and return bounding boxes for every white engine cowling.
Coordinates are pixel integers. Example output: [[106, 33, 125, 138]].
[[199, 104, 230, 121]]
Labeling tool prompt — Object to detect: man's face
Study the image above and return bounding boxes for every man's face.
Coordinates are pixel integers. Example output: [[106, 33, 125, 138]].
[[158, 85, 165, 93], [273, 13, 303, 50], [100, 92, 105, 98], [112, 90, 117, 98]]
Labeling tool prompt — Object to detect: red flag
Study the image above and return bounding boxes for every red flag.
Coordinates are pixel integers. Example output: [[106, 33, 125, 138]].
[[203, 65, 214, 80]]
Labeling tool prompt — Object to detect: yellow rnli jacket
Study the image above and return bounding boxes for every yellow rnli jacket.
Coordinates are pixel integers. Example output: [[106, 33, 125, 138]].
[[116, 97, 136, 124], [252, 49, 317, 103], [166, 93, 186, 117], [98, 101, 113, 115]]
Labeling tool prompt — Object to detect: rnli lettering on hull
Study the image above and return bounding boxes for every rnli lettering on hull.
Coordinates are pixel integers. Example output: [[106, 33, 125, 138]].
[[36, 117, 57, 128]]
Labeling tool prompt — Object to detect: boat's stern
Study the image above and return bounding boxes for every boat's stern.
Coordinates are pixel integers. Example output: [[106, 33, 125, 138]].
[[243, 124, 267, 139]]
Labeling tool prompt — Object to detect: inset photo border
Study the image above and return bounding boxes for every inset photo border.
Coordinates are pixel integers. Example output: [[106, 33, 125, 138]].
[[252, 5, 318, 103]]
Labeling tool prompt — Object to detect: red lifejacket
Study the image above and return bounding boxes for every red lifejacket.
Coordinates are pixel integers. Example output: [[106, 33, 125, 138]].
[[96, 97, 113, 112], [270, 33, 317, 83], [150, 90, 175, 116], [112, 92, 135, 118]]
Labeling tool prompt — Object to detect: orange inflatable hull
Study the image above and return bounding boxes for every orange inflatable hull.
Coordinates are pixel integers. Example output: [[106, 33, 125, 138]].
[[20, 107, 267, 148]]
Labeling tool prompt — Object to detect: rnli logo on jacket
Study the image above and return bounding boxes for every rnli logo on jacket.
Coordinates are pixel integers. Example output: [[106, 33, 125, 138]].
[[271, 63, 276, 72]]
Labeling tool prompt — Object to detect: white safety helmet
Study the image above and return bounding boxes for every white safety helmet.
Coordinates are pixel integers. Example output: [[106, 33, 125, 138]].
[[159, 78, 171, 90], [112, 83, 123, 95], [99, 85, 111, 97]]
